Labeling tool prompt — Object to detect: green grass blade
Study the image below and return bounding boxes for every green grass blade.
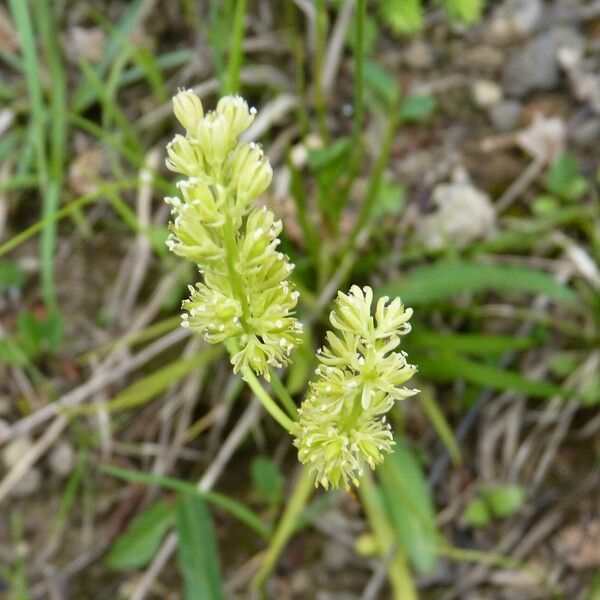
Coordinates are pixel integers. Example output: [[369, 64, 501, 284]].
[[101, 464, 271, 539], [176, 493, 224, 600], [417, 352, 565, 398], [379, 261, 576, 306], [379, 439, 440, 574], [107, 501, 175, 570], [224, 0, 246, 94], [72, 348, 223, 415]]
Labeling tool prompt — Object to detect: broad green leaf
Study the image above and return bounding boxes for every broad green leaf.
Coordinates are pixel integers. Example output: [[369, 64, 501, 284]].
[[399, 94, 437, 123], [379, 439, 439, 574], [0, 260, 27, 291], [546, 153, 588, 201], [373, 179, 406, 219], [378, 0, 423, 35], [364, 60, 398, 108], [483, 485, 526, 518], [444, 0, 484, 23], [463, 498, 491, 527], [176, 494, 224, 600], [417, 352, 564, 397], [251, 456, 284, 506], [378, 261, 576, 306], [106, 502, 174, 570]]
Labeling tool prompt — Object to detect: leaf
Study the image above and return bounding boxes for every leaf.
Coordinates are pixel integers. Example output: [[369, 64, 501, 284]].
[[463, 498, 491, 527], [364, 60, 398, 109], [17, 310, 64, 357], [251, 456, 284, 506], [0, 260, 27, 291], [378, 261, 576, 306], [546, 153, 588, 201], [106, 502, 175, 570], [409, 329, 536, 356], [378, 0, 423, 35], [416, 352, 564, 398], [101, 464, 270, 539], [444, 0, 484, 23], [379, 439, 439, 574], [75, 348, 222, 414], [176, 493, 224, 600], [483, 485, 526, 519], [399, 94, 437, 123], [373, 179, 406, 219]]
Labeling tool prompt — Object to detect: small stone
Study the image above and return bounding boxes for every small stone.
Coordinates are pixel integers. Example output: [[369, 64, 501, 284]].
[[571, 118, 600, 148], [471, 80, 503, 108], [489, 0, 544, 42], [2, 436, 33, 469], [489, 100, 523, 131], [48, 441, 76, 478], [10, 468, 41, 498], [404, 38, 434, 69], [503, 33, 559, 97]]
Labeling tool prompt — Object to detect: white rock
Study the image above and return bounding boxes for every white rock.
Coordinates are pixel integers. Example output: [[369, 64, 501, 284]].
[[417, 175, 496, 251], [10, 468, 41, 497], [2, 436, 34, 469], [48, 441, 76, 477], [472, 80, 503, 108]]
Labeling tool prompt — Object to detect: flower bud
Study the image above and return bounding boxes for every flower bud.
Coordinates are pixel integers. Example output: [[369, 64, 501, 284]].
[[173, 89, 204, 137], [216, 95, 256, 139], [165, 134, 202, 176]]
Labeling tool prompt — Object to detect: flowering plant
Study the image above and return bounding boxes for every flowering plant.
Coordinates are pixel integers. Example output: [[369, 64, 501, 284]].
[[164, 91, 417, 490]]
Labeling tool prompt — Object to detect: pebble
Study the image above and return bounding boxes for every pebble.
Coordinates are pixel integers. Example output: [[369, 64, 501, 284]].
[[571, 118, 600, 148], [10, 468, 41, 497], [404, 38, 434, 69], [489, 100, 523, 131], [502, 33, 559, 97], [489, 0, 544, 41], [2, 436, 33, 469], [471, 80, 503, 108], [48, 441, 76, 477]]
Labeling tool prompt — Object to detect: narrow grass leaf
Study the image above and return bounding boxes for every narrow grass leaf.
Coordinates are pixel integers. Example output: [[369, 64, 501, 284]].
[[416, 352, 564, 397], [106, 502, 175, 570], [73, 348, 222, 415], [379, 261, 576, 305], [101, 464, 270, 539], [379, 439, 439, 574], [176, 493, 224, 600]]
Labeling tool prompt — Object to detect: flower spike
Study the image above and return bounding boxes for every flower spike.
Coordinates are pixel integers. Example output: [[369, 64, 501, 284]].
[[165, 90, 301, 379], [293, 286, 418, 490]]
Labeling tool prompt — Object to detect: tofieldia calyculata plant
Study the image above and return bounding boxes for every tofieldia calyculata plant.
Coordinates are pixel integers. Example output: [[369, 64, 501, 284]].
[[165, 90, 418, 490]]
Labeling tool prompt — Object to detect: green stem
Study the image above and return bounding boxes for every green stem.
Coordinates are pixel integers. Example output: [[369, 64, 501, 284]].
[[353, 0, 366, 142], [342, 87, 401, 258], [239, 360, 295, 433], [224, 0, 246, 94], [222, 209, 251, 327], [269, 372, 297, 418], [314, 0, 329, 143], [252, 466, 315, 590], [342, 392, 362, 432], [358, 471, 417, 600]]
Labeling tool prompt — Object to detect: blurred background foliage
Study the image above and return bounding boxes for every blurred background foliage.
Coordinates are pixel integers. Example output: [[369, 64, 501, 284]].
[[1, 0, 599, 598]]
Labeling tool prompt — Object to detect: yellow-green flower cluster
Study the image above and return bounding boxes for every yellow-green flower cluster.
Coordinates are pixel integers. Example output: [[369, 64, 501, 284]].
[[165, 90, 302, 379], [293, 286, 418, 490]]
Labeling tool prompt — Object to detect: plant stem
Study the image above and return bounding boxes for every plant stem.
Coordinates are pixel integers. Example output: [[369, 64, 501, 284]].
[[314, 0, 329, 142], [252, 466, 314, 590], [353, 0, 366, 143], [269, 372, 297, 418], [222, 208, 251, 328], [358, 470, 417, 600], [237, 358, 295, 433], [344, 87, 401, 257], [225, 0, 246, 94]]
